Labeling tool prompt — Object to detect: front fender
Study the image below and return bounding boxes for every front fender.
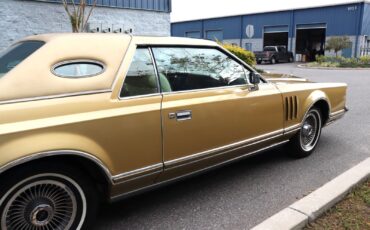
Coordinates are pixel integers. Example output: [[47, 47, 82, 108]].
[[301, 90, 331, 121]]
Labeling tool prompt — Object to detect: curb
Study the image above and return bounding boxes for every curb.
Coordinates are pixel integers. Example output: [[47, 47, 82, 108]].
[[251, 157, 370, 230], [297, 64, 370, 70]]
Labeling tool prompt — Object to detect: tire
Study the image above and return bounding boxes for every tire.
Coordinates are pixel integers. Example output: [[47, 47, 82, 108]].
[[257, 61, 262, 64], [0, 162, 99, 230], [270, 57, 276, 64], [287, 108, 322, 158], [289, 56, 294, 63]]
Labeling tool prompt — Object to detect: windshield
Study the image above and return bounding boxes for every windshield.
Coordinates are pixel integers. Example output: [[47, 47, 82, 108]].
[[0, 41, 44, 78], [263, 47, 276, 52]]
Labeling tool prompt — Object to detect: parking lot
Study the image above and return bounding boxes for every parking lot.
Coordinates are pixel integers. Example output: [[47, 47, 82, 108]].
[[96, 63, 370, 230]]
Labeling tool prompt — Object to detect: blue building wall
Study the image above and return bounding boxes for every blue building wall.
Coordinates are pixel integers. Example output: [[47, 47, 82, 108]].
[[172, 2, 366, 39], [28, 0, 171, 12], [242, 11, 292, 39]]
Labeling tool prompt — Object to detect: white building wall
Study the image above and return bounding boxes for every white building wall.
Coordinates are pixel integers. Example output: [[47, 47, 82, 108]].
[[0, 0, 170, 51]]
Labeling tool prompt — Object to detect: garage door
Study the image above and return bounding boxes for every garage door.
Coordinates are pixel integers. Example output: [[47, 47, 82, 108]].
[[264, 25, 289, 48]]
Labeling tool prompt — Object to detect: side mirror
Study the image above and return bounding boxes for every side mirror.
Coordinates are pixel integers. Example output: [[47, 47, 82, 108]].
[[249, 72, 261, 85]]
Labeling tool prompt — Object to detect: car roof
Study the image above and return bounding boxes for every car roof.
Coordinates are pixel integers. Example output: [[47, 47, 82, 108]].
[[23, 33, 219, 47]]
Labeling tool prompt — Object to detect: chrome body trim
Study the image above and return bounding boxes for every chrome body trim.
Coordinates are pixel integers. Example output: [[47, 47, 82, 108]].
[[118, 93, 162, 101], [51, 59, 106, 78], [326, 108, 347, 126], [161, 84, 256, 96], [284, 124, 301, 135], [112, 163, 163, 184], [110, 140, 289, 202], [165, 129, 284, 168], [0, 150, 113, 184], [0, 89, 111, 105]]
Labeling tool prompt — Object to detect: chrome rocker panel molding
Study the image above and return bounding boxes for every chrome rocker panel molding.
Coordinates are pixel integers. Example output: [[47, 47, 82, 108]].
[[112, 163, 163, 184], [110, 140, 289, 202], [326, 108, 348, 126], [165, 129, 284, 169]]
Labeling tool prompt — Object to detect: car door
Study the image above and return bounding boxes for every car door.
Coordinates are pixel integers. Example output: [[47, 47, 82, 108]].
[[152, 47, 284, 179], [109, 47, 163, 195]]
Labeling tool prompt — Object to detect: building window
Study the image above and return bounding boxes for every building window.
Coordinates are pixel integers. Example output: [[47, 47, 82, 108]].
[[205, 30, 223, 41]]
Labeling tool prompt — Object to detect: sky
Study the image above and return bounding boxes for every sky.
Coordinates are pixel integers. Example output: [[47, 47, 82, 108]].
[[171, 0, 363, 22]]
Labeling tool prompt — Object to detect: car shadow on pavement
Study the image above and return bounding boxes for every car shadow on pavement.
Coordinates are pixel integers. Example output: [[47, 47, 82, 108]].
[[95, 146, 297, 229]]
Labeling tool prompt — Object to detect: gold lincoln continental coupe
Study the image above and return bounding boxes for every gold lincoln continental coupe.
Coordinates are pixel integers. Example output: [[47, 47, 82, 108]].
[[0, 34, 347, 229]]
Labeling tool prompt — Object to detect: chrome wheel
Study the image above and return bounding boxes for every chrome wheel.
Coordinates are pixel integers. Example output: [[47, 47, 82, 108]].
[[1, 174, 86, 230], [300, 110, 322, 152]]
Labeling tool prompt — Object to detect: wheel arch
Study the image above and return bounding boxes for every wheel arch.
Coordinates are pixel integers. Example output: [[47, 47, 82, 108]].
[[303, 90, 331, 126], [0, 150, 113, 201]]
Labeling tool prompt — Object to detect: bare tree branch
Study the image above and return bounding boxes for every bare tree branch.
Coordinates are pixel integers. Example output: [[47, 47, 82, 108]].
[[62, 0, 97, 32]]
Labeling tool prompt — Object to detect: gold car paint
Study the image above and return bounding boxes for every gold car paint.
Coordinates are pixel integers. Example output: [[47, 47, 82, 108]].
[[0, 92, 163, 179], [0, 34, 131, 103], [0, 34, 348, 200], [160, 83, 284, 164]]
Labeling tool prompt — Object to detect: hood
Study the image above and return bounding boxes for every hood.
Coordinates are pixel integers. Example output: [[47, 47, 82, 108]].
[[261, 73, 313, 84]]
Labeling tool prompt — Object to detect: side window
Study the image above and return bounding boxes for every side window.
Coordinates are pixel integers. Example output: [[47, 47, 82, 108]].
[[53, 61, 104, 78], [120, 48, 159, 98], [0, 41, 44, 78], [152, 47, 248, 92]]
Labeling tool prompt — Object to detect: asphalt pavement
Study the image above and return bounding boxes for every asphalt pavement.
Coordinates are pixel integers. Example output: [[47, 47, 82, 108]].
[[95, 63, 370, 230]]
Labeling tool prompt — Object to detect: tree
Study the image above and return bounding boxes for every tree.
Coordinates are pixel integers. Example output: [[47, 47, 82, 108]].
[[325, 36, 352, 57], [62, 0, 97, 33]]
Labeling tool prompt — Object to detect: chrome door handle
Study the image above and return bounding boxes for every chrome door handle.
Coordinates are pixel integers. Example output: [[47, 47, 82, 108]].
[[169, 110, 192, 121]]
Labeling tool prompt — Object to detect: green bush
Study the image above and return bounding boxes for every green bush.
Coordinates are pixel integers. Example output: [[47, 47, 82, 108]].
[[221, 43, 256, 66], [359, 56, 370, 65], [316, 55, 346, 64], [312, 55, 370, 68]]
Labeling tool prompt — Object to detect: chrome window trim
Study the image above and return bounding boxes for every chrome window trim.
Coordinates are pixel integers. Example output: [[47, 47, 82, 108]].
[[161, 84, 255, 96], [151, 46, 255, 94], [165, 129, 284, 168], [110, 140, 289, 202], [112, 163, 163, 184], [51, 59, 106, 79], [118, 47, 160, 100], [118, 93, 162, 101], [0, 150, 113, 184], [0, 89, 111, 105], [148, 47, 162, 93]]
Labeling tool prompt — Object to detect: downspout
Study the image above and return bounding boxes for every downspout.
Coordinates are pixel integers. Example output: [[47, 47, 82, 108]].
[[201, 20, 204, 39], [240, 15, 243, 47], [290, 10, 295, 53], [355, 2, 365, 57]]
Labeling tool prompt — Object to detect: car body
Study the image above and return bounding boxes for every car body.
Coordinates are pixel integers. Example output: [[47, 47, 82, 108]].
[[0, 34, 347, 229], [254, 46, 294, 64]]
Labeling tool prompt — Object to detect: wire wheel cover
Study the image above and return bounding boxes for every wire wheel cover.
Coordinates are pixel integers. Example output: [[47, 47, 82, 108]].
[[300, 111, 320, 151], [2, 180, 77, 230]]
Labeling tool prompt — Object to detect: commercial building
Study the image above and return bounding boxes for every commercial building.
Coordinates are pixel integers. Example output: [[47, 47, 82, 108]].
[[171, 1, 370, 60], [0, 0, 171, 50]]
